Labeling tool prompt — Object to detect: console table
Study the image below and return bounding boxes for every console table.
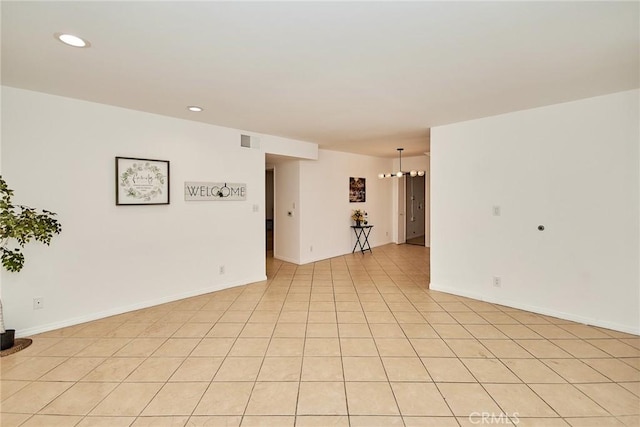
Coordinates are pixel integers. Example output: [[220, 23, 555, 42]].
[[351, 225, 373, 254]]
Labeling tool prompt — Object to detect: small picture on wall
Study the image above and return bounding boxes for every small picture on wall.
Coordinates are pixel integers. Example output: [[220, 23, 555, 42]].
[[349, 177, 366, 203], [116, 157, 170, 205]]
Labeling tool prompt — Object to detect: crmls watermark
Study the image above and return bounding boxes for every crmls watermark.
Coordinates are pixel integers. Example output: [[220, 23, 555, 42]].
[[468, 412, 520, 425]]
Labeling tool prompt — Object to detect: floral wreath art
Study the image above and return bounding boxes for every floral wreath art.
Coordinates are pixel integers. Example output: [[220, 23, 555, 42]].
[[116, 157, 170, 205]]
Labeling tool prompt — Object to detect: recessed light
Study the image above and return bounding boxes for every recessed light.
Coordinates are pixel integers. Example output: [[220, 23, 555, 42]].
[[187, 106, 204, 112], [55, 33, 90, 48]]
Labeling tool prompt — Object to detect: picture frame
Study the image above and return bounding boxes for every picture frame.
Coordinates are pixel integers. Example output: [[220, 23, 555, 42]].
[[349, 177, 366, 203], [116, 157, 170, 205]]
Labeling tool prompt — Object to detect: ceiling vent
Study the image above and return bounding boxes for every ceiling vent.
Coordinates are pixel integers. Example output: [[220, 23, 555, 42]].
[[241, 134, 260, 149]]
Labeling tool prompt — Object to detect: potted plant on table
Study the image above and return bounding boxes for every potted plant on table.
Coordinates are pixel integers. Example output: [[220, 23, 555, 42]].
[[0, 176, 62, 351], [351, 209, 367, 227]]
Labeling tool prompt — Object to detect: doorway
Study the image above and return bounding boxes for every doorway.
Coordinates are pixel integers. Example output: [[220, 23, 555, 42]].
[[405, 175, 426, 245], [265, 169, 274, 253]]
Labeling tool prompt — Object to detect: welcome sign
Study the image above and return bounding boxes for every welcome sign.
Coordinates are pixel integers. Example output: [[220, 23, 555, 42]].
[[184, 182, 247, 201]]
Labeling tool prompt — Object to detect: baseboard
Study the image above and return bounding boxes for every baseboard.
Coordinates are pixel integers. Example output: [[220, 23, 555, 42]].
[[17, 274, 267, 338], [299, 241, 393, 265], [430, 283, 640, 336], [276, 240, 412, 266], [273, 254, 300, 264]]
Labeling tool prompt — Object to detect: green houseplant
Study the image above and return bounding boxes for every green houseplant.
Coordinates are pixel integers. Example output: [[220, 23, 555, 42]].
[[0, 176, 61, 350]]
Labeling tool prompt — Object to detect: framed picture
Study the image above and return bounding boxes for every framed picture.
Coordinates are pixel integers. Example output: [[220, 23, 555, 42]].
[[116, 157, 170, 205], [349, 177, 366, 203]]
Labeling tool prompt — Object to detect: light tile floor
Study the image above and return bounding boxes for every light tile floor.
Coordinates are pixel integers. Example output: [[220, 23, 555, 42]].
[[1, 244, 639, 427]]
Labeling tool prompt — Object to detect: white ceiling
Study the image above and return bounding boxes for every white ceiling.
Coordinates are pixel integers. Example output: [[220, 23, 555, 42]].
[[2, 1, 638, 158]]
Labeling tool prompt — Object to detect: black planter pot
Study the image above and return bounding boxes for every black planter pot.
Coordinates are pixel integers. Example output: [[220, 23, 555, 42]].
[[1, 329, 15, 350]]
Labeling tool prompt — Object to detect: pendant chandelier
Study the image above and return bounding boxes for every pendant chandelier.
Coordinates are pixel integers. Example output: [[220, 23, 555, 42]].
[[378, 148, 425, 179]]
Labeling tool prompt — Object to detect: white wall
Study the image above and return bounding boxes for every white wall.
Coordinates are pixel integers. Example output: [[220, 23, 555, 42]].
[[262, 135, 317, 161], [298, 150, 394, 264], [431, 89, 640, 334], [273, 160, 301, 264], [270, 150, 395, 265], [1, 87, 316, 336]]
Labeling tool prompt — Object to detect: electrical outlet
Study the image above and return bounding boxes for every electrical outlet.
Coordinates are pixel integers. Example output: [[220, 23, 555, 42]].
[[310, 245, 313, 252], [493, 276, 502, 288], [492, 205, 501, 216], [219, 265, 225, 275], [33, 298, 44, 310]]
